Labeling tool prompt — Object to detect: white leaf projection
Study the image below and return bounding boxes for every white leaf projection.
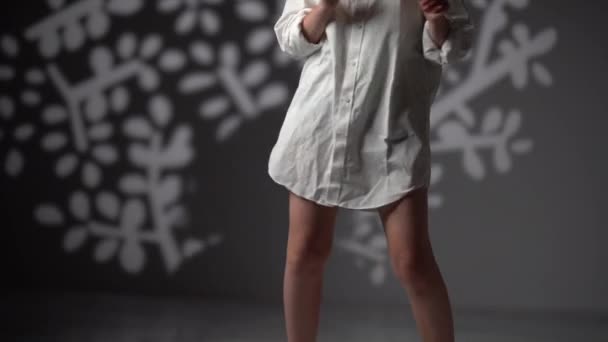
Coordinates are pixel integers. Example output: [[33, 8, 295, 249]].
[[3, 0, 279, 274], [337, 0, 558, 286], [25, 0, 144, 58], [1, 0, 555, 280], [0, 35, 39, 177], [34, 89, 224, 273]]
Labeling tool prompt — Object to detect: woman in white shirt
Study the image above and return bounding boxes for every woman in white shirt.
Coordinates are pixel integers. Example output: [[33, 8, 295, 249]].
[[269, 0, 474, 340]]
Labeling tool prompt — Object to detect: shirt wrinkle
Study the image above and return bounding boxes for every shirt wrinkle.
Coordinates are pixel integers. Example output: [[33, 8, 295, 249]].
[[269, 0, 474, 211]]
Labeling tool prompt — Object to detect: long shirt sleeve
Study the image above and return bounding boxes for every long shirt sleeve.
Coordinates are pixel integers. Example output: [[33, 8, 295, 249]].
[[422, 0, 474, 66], [274, 1, 325, 59]]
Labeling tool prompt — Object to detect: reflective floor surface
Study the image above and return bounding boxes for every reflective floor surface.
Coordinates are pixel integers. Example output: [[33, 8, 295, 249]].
[[3, 291, 607, 341]]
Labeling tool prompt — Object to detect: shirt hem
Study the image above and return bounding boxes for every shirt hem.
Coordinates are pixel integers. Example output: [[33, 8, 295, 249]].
[[268, 167, 428, 211]]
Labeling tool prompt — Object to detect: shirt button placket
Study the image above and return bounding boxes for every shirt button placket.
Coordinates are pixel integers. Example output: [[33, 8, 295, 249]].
[[325, 8, 366, 204]]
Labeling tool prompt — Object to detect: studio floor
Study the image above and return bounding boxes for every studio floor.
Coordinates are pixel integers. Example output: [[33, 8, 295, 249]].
[[2, 291, 607, 342]]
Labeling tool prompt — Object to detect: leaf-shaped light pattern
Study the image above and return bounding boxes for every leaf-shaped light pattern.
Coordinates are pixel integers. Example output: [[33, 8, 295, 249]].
[[35, 204, 65, 225], [0, 35, 41, 177], [97, 191, 120, 220], [7, 0, 554, 283], [94, 238, 119, 262], [5, 0, 264, 276], [25, 0, 144, 58], [63, 226, 88, 252]]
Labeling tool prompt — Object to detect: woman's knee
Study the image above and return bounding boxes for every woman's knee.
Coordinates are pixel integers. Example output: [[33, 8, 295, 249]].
[[286, 239, 333, 274], [390, 247, 436, 288], [286, 192, 337, 273]]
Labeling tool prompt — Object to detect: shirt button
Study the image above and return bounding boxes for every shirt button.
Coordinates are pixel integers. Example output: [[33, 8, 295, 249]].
[[345, 99, 350, 103]]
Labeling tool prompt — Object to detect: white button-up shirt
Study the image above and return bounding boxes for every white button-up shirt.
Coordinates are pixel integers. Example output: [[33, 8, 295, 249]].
[[268, 0, 474, 210]]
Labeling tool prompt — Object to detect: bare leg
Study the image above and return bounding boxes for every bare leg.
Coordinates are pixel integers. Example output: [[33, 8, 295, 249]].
[[283, 191, 338, 342], [376, 186, 454, 342]]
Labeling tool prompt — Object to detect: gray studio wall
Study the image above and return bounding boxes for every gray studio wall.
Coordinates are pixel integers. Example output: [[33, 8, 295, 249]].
[[2, 0, 606, 312]]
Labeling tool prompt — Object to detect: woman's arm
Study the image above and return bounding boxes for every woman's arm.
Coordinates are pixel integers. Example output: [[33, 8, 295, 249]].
[[274, 0, 337, 59], [425, 16, 451, 48], [420, 0, 475, 66]]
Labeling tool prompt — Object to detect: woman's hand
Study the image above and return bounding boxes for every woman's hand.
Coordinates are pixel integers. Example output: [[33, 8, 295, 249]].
[[418, 0, 450, 21], [419, 0, 451, 48], [299, 0, 338, 45]]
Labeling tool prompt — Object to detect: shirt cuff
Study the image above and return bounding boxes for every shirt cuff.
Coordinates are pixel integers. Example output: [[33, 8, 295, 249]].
[[422, 19, 449, 66], [275, 7, 324, 59], [422, 16, 473, 66]]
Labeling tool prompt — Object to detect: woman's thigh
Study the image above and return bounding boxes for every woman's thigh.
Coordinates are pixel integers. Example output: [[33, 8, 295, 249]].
[[286, 191, 339, 261], [376, 186, 432, 264]]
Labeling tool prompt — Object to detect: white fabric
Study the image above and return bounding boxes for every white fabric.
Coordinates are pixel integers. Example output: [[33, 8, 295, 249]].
[[268, 0, 474, 211]]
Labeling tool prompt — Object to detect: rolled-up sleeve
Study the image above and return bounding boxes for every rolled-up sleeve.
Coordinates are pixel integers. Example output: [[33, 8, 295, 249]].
[[274, 1, 324, 59], [422, 0, 474, 66]]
